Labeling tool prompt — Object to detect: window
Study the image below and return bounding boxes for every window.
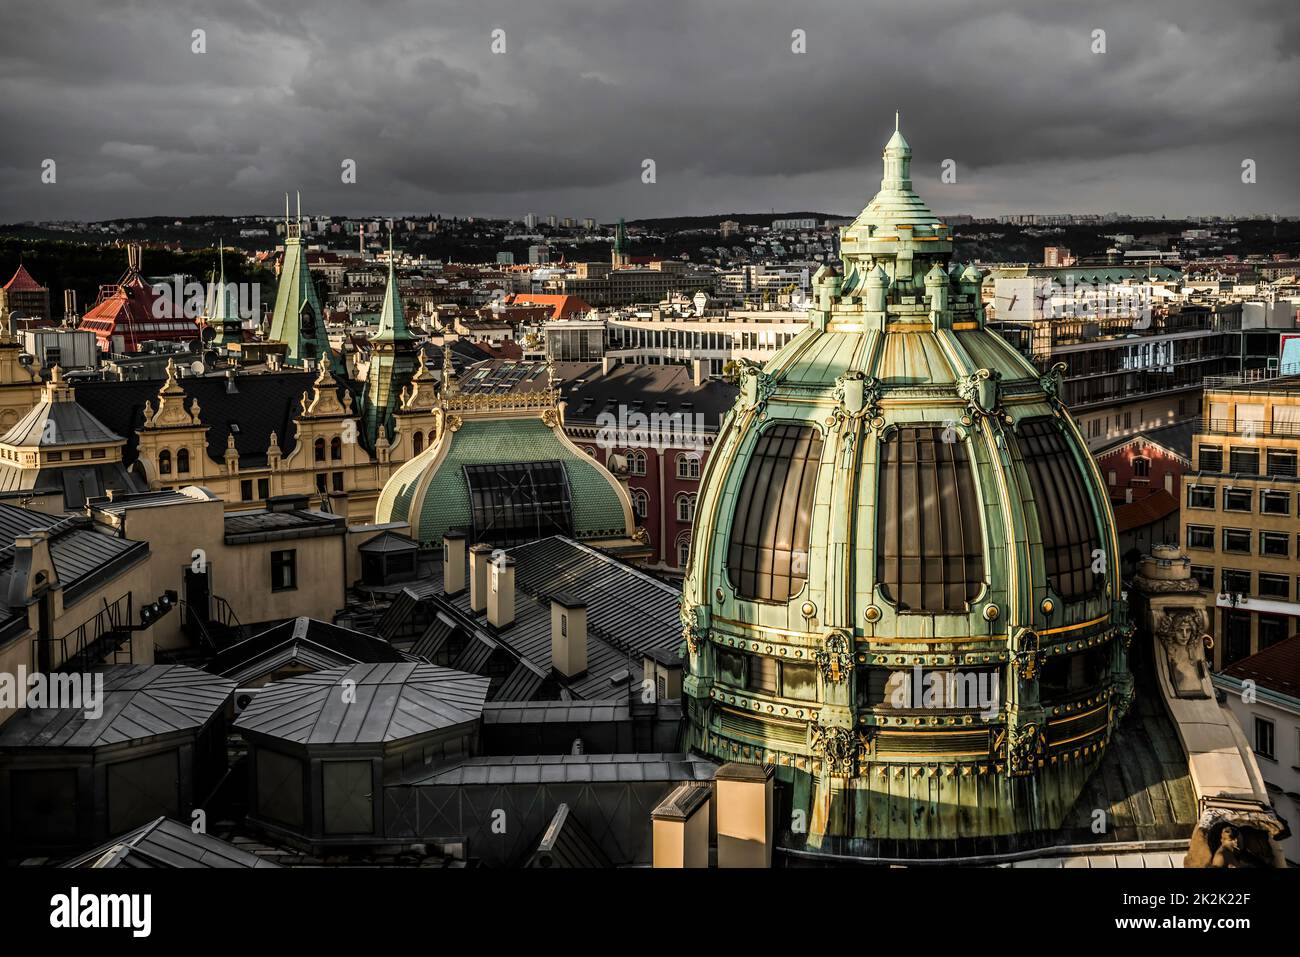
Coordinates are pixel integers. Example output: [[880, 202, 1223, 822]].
[[676, 492, 696, 523], [1222, 528, 1251, 553], [677, 536, 691, 568], [1132, 456, 1150, 478], [158, 449, 171, 476], [270, 549, 298, 592], [631, 488, 648, 519], [726, 423, 823, 603], [332, 471, 344, 492], [1254, 717, 1275, 761], [1221, 569, 1251, 595], [315, 473, 327, 493], [745, 655, 779, 695], [1190, 565, 1214, 589], [1259, 573, 1289, 599], [1198, 446, 1222, 472], [464, 460, 574, 545], [627, 449, 647, 476], [676, 453, 701, 479], [257, 478, 269, 499], [240, 479, 253, 502], [1260, 531, 1288, 557], [69, 450, 84, 461], [91, 448, 105, 459], [176, 448, 189, 474], [1187, 485, 1215, 509], [412, 431, 424, 455], [1229, 447, 1259, 474], [1224, 611, 1251, 665], [1267, 448, 1297, 477], [878, 425, 987, 613], [314, 437, 326, 462], [1259, 615, 1288, 650], [1223, 488, 1252, 512], [331, 436, 342, 460], [1186, 525, 1214, 550], [1014, 418, 1100, 602], [1260, 489, 1289, 515]]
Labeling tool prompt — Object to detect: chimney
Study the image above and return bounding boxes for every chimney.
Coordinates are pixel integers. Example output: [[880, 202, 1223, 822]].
[[549, 594, 588, 677], [468, 543, 493, 614], [443, 530, 467, 595], [692, 357, 708, 387], [487, 553, 515, 629], [715, 762, 774, 868], [652, 782, 712, 868]]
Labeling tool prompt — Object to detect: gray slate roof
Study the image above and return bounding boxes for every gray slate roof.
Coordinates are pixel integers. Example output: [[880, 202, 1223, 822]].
[[0, 665, 233, 749], [233, 662, 490, 746], [1, 395, 123, 447], [209, 616, 410, 685]]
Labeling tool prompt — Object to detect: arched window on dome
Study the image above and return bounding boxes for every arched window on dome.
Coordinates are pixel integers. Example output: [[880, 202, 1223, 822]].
[[1013, 417, 1103, 602], [726, 423, 823, 602], [676, 534, 692, 569], [413, 431, 424, 455], [314, 437, 326, 462], [158, 449, 172, 476], [877, 426, 986, 614], [176, 448, 190, 474]]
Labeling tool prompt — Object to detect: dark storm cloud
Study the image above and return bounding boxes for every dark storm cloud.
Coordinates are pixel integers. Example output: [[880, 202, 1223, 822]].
[[1, 0, 1297, 221]]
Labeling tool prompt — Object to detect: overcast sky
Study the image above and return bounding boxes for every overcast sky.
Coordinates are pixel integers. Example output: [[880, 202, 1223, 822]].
[[2, 0, 1297, 223]]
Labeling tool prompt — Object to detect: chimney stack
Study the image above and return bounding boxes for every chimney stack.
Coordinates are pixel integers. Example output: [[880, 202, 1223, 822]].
[[715, 762, 774, 868], [549, 594, 588, 677], [692, 357, 708, 387], [652, 782, 712, 868], [443, 530, 467, 595], [468, 544, 493, 613], [487, 553, 515, 629]]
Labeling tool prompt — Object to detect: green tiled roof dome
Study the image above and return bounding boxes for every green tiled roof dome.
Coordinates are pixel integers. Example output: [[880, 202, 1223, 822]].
[[681, 123, 1131, 851], [375, 390, 636, 549]]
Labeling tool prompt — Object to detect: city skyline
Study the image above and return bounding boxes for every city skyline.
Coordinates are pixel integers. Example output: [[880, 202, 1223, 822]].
[[3, 0, 1299, 223]]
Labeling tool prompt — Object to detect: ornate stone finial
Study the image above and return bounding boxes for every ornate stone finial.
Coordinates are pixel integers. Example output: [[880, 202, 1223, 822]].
[[376, 424, 389, 448], [189, 397, 202, 425], [50, 364, 64, 384], [342, 390, 353, 412], [441, 344, 457, 394], [164, 357, 179, 387], [226, 431, 236, 451], [143, 399, 156, 428]]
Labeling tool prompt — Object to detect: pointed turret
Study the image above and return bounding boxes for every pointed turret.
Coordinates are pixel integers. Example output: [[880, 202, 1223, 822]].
[[359, 232, 420, 451], [612, 218, 629, 268], [267, 192, 330, 366], [205, 240, 244, 350]]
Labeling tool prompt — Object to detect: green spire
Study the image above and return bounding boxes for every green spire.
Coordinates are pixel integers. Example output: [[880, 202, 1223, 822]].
[[372, 231, 410, 343], [360, 230, 419, 451], [207, 239, 243, 348], [267, 191, 330, 366], [612, 218, 628, 266]]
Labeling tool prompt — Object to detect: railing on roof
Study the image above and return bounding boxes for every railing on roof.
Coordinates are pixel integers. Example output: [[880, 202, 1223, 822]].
[[1202, 418, 1300, 440], [1203, 367, 1300, 390], [37, 591, 133, 673]]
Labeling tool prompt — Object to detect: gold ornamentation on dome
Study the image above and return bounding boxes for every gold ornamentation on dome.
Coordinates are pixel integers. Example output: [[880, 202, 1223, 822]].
[[1040, 597, 1055, 616], [800, 601, 817, 619], [445, 413, 462, 433], [983, 603, 1000, 621], [814, 631, 853, 683], [864, 604, 882, 623]]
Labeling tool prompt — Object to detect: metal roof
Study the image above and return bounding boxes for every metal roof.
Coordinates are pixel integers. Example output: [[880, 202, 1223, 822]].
[[0, 665, 233, 750], [208, 617, 409, 684], [62, 816, 281, 869], [233, 662, 490, 746], [408, 752, 716, 786]]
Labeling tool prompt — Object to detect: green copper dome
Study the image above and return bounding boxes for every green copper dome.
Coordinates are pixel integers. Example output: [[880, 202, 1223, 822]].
[[681, 125, 1132, 853]]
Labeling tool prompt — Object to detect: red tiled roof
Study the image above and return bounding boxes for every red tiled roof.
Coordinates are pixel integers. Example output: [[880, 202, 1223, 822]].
[[4, 264, 46, 292], [77, 269, 198, 353], [1112, 488, 1177, 533], [504, 294, 592, 321], [1221, 633, 1300, 701]]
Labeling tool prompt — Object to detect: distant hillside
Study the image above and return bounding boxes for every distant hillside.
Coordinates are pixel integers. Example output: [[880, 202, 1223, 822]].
[[625, 212, 849, 231]]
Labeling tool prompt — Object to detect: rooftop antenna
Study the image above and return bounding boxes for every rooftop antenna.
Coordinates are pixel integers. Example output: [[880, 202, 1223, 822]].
[[284, 193, 289, 226], [296, 191, 301, 225]]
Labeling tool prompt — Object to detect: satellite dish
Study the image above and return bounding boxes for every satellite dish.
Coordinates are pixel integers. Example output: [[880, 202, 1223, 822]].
[[18, 353, 33, 367], [200, 324, 216, 343], [190, 360, 206, 377]]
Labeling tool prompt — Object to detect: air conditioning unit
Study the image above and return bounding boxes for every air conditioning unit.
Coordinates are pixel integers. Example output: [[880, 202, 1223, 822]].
[[232, 687, 263, 715]]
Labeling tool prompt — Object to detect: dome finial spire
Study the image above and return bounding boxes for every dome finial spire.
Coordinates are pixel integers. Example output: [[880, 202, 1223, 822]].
[[895, 109, 899, 133]]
